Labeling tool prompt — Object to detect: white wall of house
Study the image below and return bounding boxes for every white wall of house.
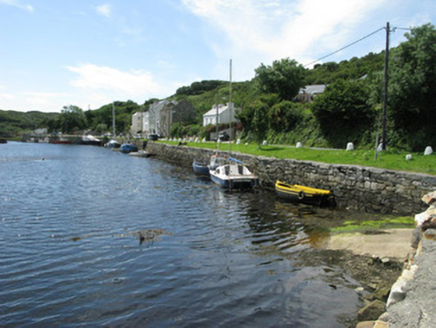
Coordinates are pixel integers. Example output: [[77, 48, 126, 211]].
[[34, 128, 48, 135], [142, 111, 150, 135], [202, 103, 237, 126], [131, 112, 145, 135]]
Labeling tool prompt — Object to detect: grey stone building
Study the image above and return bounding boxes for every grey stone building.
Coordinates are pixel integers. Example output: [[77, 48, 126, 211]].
[[143, 99, 196, 136]]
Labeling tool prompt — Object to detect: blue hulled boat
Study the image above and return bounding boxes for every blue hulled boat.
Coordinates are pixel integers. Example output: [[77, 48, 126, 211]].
[[120, 143, 138, 153], [192, 159, 210, 176]]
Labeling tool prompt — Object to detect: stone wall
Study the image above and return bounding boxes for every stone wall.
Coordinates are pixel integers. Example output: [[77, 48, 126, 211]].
[[146, 142, 436, 215]]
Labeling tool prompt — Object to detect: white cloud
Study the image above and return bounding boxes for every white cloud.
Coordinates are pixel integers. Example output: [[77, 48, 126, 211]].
[[66, 63, 176, 109], [22, 92, 68, 97], [0, 0, 33, 12], [0, 93, 15, 101], [21, 92, 69, 111], [67, 63, 162, 95], [96, 4, 111, 18], [182, 0, 387, 78], [0, 91, 68, 112]]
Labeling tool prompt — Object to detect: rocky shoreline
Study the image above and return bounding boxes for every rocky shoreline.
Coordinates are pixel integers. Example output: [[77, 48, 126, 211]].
[[353, 190, 436, 327]]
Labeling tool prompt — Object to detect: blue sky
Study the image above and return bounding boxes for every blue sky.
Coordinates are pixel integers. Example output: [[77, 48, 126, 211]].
[[1, 0, 435, 113]]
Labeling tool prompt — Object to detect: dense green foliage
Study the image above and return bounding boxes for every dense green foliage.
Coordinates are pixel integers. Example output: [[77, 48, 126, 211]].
[[311, 79, 375, 148], [254, 58, 306, 101], [0, 100, 143, 137], [306, 52, 385, 85], [176, 80, 226, 96], [59, 105, 88, 133], [388, 24, 436, 151], [0, 110, 59, 137], [84, 100, 143, 135]]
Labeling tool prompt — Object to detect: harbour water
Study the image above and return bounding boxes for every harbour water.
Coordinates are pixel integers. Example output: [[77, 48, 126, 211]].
[[1, 142, 362, 327]]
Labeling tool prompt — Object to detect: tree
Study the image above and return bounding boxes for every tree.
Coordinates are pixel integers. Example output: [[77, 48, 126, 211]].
[[269, 101, 305, 132], [94, 123, 108, 134], [311, 79, 375, 148], [388, 23, 436, 151], [237, 94, 279, 140], [248, 100, 270, 149], [254, 58, 306, 101], [176, 80, 225, 96], [59, 105, 87, 133]]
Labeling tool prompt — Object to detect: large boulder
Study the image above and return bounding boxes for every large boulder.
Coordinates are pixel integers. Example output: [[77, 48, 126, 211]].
[[415, 206, 436, 228], [387, 265, 418, 307], [422, 191, 436, 205]]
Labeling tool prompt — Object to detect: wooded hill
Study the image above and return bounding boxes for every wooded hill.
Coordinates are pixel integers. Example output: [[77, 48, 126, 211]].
[[2, 23, 435, 152]]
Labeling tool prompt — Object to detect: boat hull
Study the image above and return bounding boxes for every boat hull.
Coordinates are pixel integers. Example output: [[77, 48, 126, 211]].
[[78, 140, 102, 146], [120, 144, 138, 153], [210, 174, 258, 190], [49, 140, 71, 145], [106, 140, 121, 149], [210, 163, 259, 190], [275, 180, 333, 206], [192, 160, 210, 176], [129, 150, 153, 158]]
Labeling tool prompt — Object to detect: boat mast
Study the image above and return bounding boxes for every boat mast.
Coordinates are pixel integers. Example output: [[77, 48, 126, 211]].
[[216, 87, 219, 150], [112, 102, 116, 139], [229, 59, 232, 153]]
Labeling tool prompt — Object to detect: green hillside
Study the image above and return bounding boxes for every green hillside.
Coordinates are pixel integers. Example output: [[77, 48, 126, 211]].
[[0, 110, 59, 137]]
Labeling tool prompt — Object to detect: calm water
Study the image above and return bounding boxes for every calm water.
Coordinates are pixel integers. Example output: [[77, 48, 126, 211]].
[[0, 142, 361, 327]]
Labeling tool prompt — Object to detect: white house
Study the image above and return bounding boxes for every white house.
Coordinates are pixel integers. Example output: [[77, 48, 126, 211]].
[[34, 128, 48, 135], [142, 111, 150, 135], [202, 102, 238, 126], [130, 112, 145, 135], [297, 85, 326, 102]]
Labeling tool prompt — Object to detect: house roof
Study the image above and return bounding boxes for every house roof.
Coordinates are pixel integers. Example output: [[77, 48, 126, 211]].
[[299, 84, 326, 95], [203, 104, 229, 117]]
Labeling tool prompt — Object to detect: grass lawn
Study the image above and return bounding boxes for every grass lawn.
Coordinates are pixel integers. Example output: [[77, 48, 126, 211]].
[[159, 140, 436, 176]]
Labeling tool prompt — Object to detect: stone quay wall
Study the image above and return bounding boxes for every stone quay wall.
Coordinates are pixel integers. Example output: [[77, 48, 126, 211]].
[[146, 142, 436, 215]]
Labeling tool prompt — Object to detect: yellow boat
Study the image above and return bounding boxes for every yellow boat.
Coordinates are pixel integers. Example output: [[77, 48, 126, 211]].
[[275, 180, 333, 206]]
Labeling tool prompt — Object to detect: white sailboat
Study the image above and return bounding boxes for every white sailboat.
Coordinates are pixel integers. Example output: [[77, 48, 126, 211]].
[[210, 157, 259, 189], [209, 60, 259, 190], [106, 102, 120, 149]]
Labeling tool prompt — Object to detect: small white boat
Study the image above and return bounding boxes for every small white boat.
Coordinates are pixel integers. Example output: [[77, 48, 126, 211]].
[[106, 139, 121, 149], [208, 153, 228, 171], [209, 158, 259, 190], [129, 150, 153, 158], [81, 134, 101, 146]]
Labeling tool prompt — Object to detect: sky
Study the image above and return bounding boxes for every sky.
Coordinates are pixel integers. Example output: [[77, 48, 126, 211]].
[[0, 0, 435, 113]]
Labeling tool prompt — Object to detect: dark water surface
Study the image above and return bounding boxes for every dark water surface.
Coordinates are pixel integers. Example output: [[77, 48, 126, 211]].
[[1, 142, 361, 327]]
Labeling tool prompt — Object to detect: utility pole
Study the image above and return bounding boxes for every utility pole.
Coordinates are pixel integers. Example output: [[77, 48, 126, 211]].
[[382, 22, 390, 151]]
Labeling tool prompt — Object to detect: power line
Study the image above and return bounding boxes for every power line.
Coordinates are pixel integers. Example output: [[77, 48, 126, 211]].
[[393, 27, 412, 31], [303, 27, 386, 67]]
